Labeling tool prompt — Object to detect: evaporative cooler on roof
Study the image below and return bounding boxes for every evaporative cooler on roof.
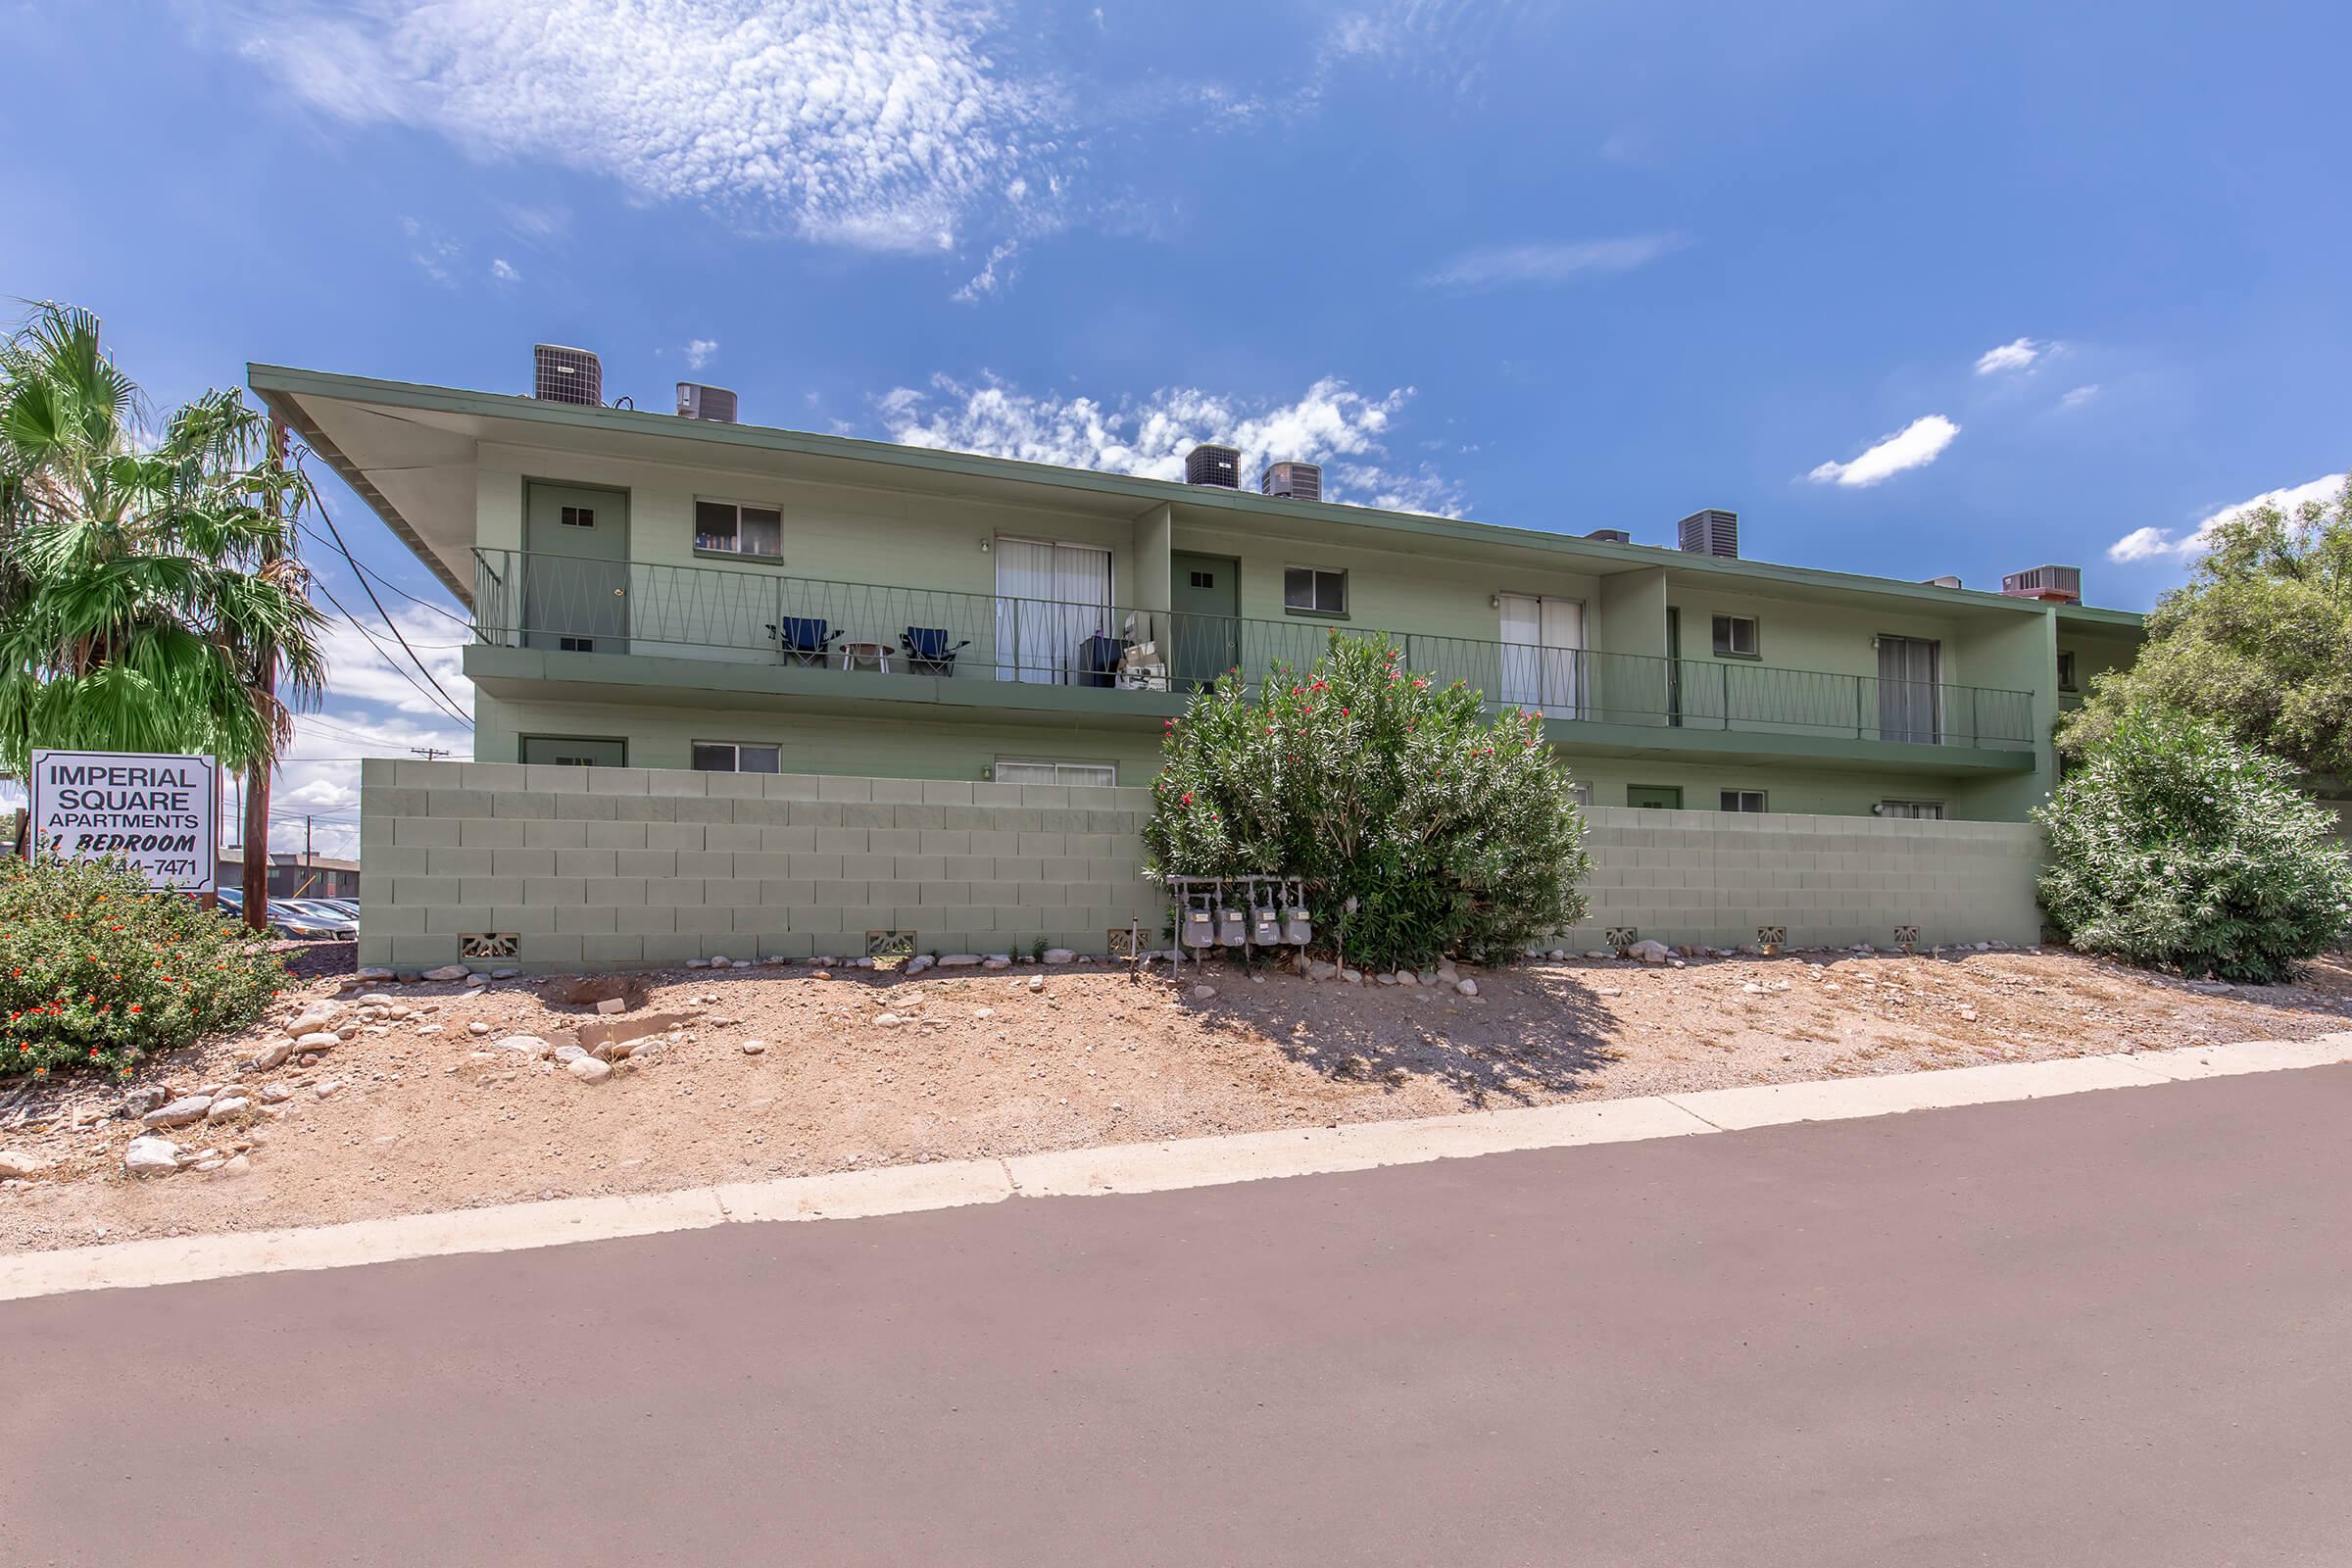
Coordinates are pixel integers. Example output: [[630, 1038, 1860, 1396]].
[[1676, 509, 1740, 559]]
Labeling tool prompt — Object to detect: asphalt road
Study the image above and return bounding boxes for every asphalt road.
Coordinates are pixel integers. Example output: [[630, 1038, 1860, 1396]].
[[5, 1067, 2348, 1567]]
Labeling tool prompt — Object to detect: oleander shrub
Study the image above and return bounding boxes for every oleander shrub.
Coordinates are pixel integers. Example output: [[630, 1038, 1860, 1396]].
[[2035, 706, 2352, 983], [1142, 632, 1592, 971], [0, 853, 287, 1079]]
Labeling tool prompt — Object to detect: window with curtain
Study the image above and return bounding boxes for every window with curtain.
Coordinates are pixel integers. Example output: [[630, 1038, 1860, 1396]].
[[995, 538, 1111, 683], [994, 759, 1117, 786], [695, 499, 783, 557]]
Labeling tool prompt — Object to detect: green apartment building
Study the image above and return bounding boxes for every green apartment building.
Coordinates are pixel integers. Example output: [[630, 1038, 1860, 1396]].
[[253, 356, 2140, 823]]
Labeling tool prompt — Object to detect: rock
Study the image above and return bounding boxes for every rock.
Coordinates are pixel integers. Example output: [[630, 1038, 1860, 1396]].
[[357, 992, 395, 1006], [1341, 968, 1364, 985], [973, 1007, 996, 1020], [207, 1096, 254, 1121], [687, 958, 710, 969], [251, 1041, 295, 1070], [0, 1150, 43, 1178], [285, 1006, 340, 1035], [1376, 971, 1398, 986], [467, 1021, 491, 1037], [141, 1096, 213, 1129], [313, 1080, 344, 1100], [492, 968, 521, 980], [124, 1137, 181, 1174], [1585, 950, 1612, 960], [981, 956, 1011, 970], [1027, 975, 1045, 994], [554, 1043, 589, 1062], [903, 955, 935, 975], [595, 998, 627, 1015], [873, 1012, 906, 1028], [1454, 978, 1479, 997], [710, 956, 731, 969], [741, 1039, 768, 1055], [121, 1085, 171, 1118], [191, 1157, 225, 1173], [939, 954, 982, 967], [567, 1056, 612, 1084], [493, 1035, 551, 1056], [1741, 982, 1767, 995], [421, 964, 471, 982], [1548, 949, 1568, 961], [1191, 984, 1217, 1001], [259, 1083, 293, 1104], [296, 1031, 341, 1051], [1043, 948, 1077, 964], [1627, 939, 1674, 964], [1306, 959, 1338, 981], [357, 965, 395, 981], [218, 1154, 252, 1178], [1958, 1007, 1980, 1023]]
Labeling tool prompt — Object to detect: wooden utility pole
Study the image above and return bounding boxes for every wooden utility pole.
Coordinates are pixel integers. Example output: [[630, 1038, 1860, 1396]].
[[241, 416, 286, 932]]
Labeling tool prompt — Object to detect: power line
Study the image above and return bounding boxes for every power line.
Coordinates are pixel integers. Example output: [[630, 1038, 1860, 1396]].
[[295, 463, 474, 725], [309, 573, 473, 727], [294, 516, 472, 631]]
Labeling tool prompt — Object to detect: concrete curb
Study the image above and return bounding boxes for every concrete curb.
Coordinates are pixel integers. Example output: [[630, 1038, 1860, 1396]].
[[6, 1033, 2349, 1302]]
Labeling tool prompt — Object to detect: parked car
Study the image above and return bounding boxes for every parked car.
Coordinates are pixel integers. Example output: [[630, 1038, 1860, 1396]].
[[278, 900, 359, 937], [264, 901, 350, 940]]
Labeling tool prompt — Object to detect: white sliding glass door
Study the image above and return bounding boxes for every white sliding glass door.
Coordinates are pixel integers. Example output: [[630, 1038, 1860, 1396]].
[[996, 538, 1111, 683], [1498, 594, 1586, 717]]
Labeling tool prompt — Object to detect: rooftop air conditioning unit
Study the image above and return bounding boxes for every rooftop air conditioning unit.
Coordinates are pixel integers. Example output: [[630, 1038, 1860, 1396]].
[[1923, 574, 1964, 589], [2000, 564, 2082, 603], [1677, 509, 1739, 559], [1261, 461, 1322, 501], [533, 344, 604, 407], [1586, 527, 1633, 544], [1185, 444, 1241, 488], [676, 382, 739, 422]]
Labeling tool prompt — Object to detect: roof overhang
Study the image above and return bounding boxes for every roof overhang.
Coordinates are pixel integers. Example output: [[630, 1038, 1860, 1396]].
[[251, 363, 2142, 624]]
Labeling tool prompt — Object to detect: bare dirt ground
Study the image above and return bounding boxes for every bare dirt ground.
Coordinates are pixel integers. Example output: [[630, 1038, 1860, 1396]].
[[5, 947, 2350, 1254]]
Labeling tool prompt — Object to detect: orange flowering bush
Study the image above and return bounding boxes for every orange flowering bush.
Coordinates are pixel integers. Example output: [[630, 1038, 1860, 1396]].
[[1142, 631, 1591, 970], [0, 854, 285, 1078]]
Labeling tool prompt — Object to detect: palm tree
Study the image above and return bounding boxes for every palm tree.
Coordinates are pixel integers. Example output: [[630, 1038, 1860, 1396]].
[[0, 303, 327, 821]]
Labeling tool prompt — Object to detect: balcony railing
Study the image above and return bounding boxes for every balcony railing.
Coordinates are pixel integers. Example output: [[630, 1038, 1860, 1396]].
[[471, 549, 2035, 750]]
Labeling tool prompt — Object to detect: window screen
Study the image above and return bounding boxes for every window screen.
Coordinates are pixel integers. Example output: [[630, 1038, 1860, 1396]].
[[995, 760, 1117, 786], [1880, 800, 1946, 819], [693, 742, 782, 773], [1283, 567, 1348, 614], [1720, 789, 1767, 812], [1712, 614, 1759, 658], [695, 500, 783, 557]]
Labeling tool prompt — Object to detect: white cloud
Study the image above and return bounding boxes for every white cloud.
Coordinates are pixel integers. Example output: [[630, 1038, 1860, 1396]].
[[1974, 337, 2046, 374], [875, 374, 1465, 515], [1422, 234, 1685, 290], [400, 216, 462, 286], [683, 338, 718, 371], [489, 257, 520, 283], [2107, 472, 2349, 563], [952, 240, 1023, 303], [1805, 415, 1960, 489], [2059, 383, 2099, 409], [315, 604, 475, 720], [222, 0, 1059, 253]]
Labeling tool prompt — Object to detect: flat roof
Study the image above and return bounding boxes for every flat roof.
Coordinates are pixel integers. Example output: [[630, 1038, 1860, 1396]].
[[250, 363, 2144, 625]]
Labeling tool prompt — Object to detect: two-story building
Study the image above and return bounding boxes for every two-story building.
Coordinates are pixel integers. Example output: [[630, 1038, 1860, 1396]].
[[255, 357, 2140, 824]]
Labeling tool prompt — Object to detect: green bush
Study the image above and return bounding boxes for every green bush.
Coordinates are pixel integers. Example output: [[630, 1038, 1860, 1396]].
[[0, 854, 287, 1079], [2035, 706, 2352, 983], [1141, 632, 1592, 971]]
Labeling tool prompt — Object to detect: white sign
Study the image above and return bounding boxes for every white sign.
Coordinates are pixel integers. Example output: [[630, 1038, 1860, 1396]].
[[28, 750, 218, 893]]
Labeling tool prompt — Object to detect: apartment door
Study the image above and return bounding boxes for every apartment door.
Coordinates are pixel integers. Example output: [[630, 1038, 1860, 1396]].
[[1877, 635, 1941, 743], [995, 538, 1111, 682], [523, 482, 630, 655], [1665, 607, 1684, 727], [1170, 553, 1240, 691], [1497, 594, 1585, 717]]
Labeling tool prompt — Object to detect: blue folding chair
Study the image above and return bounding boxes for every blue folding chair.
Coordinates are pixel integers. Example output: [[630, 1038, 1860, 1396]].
[[770, 615, 838, 665], [900, 625, 970, 675]]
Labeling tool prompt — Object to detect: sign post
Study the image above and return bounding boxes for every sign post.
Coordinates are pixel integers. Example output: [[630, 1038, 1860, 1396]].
[[26, 750, 220, 893]]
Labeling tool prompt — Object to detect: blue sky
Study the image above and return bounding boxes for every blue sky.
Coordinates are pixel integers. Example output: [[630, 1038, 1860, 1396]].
[[4, 0, 2346, 851]]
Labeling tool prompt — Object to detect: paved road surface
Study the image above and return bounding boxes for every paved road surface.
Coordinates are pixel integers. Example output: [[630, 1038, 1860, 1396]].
[[5, 1067, 2348, 1567]]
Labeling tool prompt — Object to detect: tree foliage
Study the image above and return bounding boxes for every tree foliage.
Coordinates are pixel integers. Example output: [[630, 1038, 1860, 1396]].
[[2035, 706, 2352, 983], [0, 302, 327, 780], [2061, 474, 2352, 779], [1, 854, 287, 1078], [1141, 632, 1591, 971]]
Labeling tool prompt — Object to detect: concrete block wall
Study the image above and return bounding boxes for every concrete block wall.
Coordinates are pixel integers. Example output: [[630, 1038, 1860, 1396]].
[[1562, 806, 2043, 952], [359, 760, 1161, 972]]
